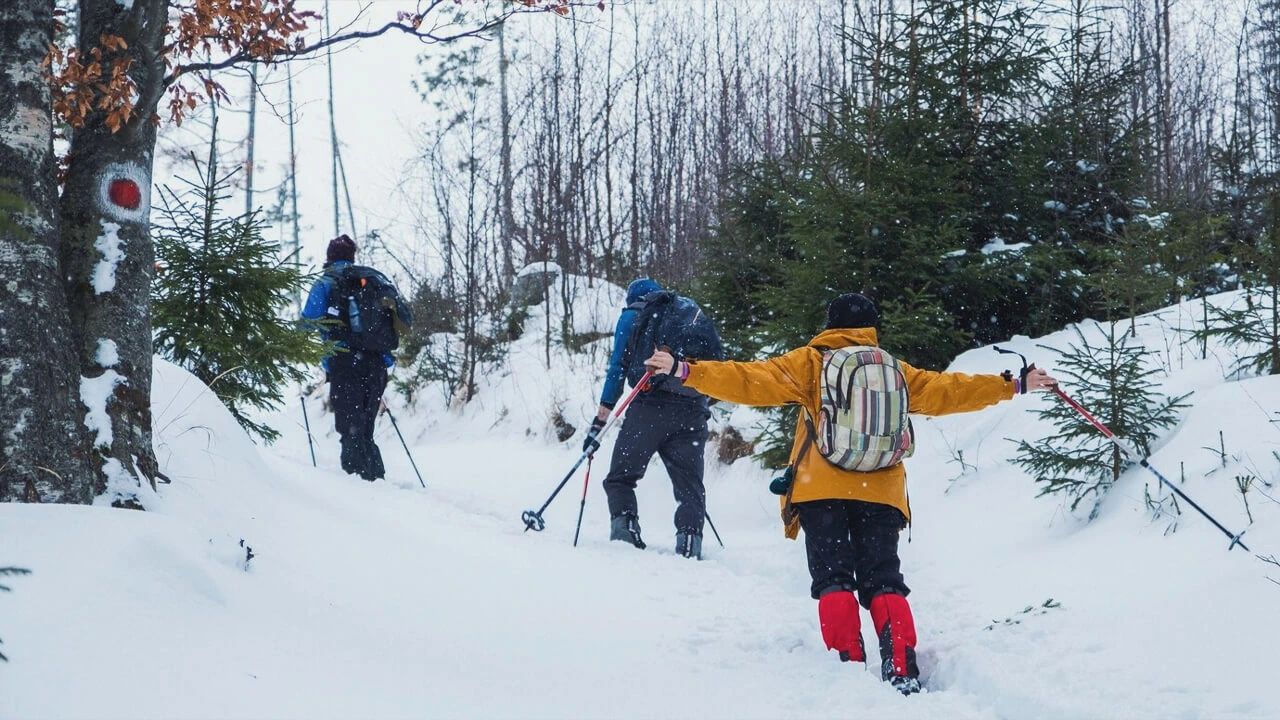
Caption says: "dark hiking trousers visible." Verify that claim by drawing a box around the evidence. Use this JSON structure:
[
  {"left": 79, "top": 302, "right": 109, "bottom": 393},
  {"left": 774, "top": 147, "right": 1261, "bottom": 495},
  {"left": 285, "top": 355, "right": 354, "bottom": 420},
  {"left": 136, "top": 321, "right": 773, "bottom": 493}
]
[
  {"left": 602, "top": 394, "right": 710, "bottom": 533},
  {"left": 328, "top": 350, "right": 387, "bottom": 481},
  {"left": 795, "top": 498, "right": 910, "bottom": 605}
]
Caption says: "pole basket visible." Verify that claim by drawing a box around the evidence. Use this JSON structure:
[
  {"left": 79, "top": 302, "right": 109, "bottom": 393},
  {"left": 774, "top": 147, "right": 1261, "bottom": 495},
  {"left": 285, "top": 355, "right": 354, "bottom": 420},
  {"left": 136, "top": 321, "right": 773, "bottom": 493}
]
[{"left": 522, "top": 510, "right": 546, "bottom": 532}]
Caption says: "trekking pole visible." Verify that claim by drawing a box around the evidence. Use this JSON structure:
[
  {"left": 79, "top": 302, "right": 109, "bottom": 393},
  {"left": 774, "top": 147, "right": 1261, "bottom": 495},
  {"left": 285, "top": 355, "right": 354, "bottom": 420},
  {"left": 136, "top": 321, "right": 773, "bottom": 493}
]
[
  {"left": 704, "top": 510, "right": 725, "bottom": 548},
  {"left": 994, "top": 346, "right": 1249, "bottom": 552},
  {"left": 572, "top": 457, "right": 594, "bottom": 547},
  {"left": 523, "top": 371, "right": 653, "bottom": 533},
  {"left": 382, "top": 402, "right": 426, "bottom": 489},
  {"left": 300, "top": 396, "right": 317, "bottom": 468}
]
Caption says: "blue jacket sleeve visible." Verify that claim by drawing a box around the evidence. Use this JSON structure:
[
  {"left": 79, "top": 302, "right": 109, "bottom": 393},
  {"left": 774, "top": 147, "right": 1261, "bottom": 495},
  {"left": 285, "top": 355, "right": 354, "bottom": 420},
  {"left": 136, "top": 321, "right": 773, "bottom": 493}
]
[
  {"left": 301, "top": 275, "right": 335, "bottom": 373},
  {"left": 301, "top": 277, "right": 332, "bottom": 323},
  {"left": 599, "top": 309, "right": 636, "bottom": 408}
]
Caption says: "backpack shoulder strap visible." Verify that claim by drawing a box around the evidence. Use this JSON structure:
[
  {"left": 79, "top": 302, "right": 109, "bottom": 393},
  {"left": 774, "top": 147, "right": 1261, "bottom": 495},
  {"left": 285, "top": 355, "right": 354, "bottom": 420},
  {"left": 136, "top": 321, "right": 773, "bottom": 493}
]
[
  {"left": 619, "top": 304, "right": 649, "bottom": 375},
  {"left": 781, "top": 412, "right": 817, "bottom": 528}
]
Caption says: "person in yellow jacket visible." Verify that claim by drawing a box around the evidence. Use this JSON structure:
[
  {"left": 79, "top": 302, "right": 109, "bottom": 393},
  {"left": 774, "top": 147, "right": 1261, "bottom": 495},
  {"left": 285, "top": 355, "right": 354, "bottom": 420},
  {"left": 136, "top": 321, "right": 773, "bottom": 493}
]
[{"left": 644, "top": 292, "right": 1056, "bottom": 695}]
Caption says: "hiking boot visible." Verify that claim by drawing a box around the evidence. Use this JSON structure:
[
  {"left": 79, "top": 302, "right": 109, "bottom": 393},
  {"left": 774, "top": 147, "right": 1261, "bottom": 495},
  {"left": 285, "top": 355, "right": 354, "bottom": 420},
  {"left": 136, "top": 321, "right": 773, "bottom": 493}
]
[
  {"left": 675, "top": 528, "right": 702, "bottom": 560},
  {"left": 889, "top": 675, "right": 921, "bottom": 695},
  {"left": 870, "top": 593, "right": 920, "bottom": 694},
  {"left": 609, "top": 513, "right": 646, "bottom": 549},
  {"left": 818, "top": 590, "right": 865, "bottom": 663}
]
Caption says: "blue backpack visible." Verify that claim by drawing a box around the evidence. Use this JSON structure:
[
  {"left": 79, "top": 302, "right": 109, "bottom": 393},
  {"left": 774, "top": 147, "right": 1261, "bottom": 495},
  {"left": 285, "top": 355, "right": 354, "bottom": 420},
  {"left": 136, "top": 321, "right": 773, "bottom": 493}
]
[{"left": 622, "top": 291, "right": 725, "bottom": 394}]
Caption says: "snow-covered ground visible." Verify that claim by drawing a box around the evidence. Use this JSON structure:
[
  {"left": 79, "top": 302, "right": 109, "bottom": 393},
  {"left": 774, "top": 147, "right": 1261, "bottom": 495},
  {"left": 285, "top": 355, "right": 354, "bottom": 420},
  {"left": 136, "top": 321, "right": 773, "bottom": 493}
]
[{"left": 3, "top": 282, "right": 1278, "bottom": 719}]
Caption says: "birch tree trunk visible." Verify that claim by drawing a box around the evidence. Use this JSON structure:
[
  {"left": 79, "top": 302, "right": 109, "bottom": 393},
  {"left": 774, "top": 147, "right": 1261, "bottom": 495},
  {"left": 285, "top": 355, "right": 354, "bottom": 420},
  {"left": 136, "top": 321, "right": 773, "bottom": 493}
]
[
  {"left": 0, "top": 0, "right": 98, "bottom": 503},
  {"left": 58, "top": 0, "right": 169, "bottom": 499},
  {"left": 497, "top": 22, "right": 517, "bottom": 285}
]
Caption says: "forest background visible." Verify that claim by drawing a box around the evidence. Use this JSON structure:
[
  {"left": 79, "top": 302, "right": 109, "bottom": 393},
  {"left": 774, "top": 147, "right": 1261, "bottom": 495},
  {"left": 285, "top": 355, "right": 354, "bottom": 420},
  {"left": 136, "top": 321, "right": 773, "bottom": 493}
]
[
  {"left": 3, "top": 0, "right": 1280, "bottom": 502},
  {"left": 251, "top": 0, "right": 1276, "bottom": 390},
  {"left": 217, "top": 0, "right": 1276, "bottom": 467}
]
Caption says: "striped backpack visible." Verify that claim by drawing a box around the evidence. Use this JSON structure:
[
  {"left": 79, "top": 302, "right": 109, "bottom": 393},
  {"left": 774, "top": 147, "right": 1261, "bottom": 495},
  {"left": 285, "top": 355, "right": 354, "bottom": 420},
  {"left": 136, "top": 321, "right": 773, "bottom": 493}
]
[{"left": 807, "top": 345, "right": 914, "bottom": 472}]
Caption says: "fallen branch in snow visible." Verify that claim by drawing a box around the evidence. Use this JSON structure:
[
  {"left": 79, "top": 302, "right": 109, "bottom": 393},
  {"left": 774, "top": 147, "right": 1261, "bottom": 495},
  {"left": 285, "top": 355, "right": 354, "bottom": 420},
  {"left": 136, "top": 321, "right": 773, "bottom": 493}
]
[
  {"left": 1258, "top": 554, "right": 1280, "bottom": 587},
  {"left": 0, "top": 567, "right": 33, "bottom": 662},
  {"left": 984, "top": 598, "right": 1063, "bottom": 631}
]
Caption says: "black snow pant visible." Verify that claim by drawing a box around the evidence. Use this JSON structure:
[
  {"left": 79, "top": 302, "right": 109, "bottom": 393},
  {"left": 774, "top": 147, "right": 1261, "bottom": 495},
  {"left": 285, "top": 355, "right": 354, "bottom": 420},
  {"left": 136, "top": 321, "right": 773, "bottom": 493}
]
[
  {"left": 328, "top": 350, "right": 387, "bottom": 481},
  {"left": 794, "top": 498, "right": 910, "bottom": 606},
  {"left": 602, "top": 393, "right": 710, "bottom": 534}
]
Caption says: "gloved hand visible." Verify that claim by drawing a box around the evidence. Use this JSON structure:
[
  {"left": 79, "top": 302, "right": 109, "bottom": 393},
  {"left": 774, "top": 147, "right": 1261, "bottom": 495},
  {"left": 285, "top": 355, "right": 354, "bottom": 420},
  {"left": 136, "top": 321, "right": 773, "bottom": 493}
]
[{"left": 582, "top": 416, "right": 608, "bottom": 455}]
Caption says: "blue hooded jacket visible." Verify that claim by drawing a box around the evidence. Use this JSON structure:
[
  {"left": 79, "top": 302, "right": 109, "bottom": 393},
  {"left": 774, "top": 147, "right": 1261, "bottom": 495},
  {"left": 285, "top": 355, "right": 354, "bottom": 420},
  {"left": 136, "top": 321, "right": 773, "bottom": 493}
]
[
  {"left": 598, "top": 278, "right": 661, "bottom": 407},
  {"left": 301, "top": 261, "right": 397, "bottom": 371}
]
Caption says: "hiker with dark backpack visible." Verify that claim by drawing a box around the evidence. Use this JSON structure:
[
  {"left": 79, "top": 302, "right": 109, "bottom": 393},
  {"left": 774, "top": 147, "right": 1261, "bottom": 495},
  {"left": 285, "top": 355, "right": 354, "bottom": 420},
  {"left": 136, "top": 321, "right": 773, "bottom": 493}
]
[
  {"left": 583, "top": 278, "right": 726, "bottom": 559},
  {"left": 301, "top": 234, "right": 412, "bottom": 482},
  {"left": 644, "top": 292, "right": 1056, "bottom": 694}
]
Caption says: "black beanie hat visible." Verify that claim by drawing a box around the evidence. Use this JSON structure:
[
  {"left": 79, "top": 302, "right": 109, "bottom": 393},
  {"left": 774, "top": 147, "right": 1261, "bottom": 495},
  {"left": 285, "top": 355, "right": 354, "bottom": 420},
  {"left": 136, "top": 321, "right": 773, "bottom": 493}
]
[
  {"left": 825, "top": 292, "right": 880, "bottom": 330},
  {"left": 326, "top": 234, "right": 357, "bottom": 265}
]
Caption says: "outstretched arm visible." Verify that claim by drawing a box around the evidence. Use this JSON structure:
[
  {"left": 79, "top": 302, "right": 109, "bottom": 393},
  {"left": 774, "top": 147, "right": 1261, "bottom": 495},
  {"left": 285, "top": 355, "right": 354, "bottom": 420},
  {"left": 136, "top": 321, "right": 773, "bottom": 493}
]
[
  {"left": 645, "top": 348, "right": 814, "bottom": 408},
  {"left": 903, "top": 362, "right": 1058, "bottom": 416}
]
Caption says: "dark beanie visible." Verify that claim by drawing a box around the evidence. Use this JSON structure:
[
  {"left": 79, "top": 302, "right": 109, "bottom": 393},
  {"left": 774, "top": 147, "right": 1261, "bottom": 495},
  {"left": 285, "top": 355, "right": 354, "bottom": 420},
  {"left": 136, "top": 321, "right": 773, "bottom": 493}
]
[
  {"left": 326, "top": 234, "right": 357, "bottom": 265},
  {"left": 825, "top": 292, "right": 880, "bottom": 330}
]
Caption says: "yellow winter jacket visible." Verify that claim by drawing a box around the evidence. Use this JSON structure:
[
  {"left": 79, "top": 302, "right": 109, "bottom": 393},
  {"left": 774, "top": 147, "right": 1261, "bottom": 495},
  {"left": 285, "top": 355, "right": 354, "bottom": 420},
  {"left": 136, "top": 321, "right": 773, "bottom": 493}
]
[{"left": 682, "top": 327, "right": 1015, "bottom": 538}]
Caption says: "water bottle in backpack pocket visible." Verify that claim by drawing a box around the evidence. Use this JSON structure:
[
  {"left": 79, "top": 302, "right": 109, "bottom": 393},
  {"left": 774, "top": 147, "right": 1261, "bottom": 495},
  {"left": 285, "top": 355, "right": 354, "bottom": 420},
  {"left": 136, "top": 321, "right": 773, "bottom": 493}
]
[{"left": 347, "top": 295, "right": 363, "bottom": 333}]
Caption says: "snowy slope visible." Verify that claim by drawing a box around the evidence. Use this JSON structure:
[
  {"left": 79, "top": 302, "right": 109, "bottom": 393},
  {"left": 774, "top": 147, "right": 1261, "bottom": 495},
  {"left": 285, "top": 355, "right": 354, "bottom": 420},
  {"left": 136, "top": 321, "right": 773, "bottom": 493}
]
[{"left": 2, "top": 284, "right": 1278, "bottom": 720}]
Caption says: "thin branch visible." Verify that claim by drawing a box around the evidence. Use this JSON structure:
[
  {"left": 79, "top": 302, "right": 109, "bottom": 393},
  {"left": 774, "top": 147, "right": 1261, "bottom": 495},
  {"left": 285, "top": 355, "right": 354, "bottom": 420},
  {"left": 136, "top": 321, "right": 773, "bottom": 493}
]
[{"left": 165, "top": 15, "right": 515, "bottom": 89}]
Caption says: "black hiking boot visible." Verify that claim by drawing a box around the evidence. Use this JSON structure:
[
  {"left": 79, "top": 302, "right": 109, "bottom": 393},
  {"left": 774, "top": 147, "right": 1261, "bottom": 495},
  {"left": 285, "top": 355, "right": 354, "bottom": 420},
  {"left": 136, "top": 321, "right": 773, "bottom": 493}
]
[
  {"left": 889, "top": 675, "right": 921, "bottom": 696},
  {"left": 609, "top": 513, "right": 646, "bottom": 549},
  {"left": 675, "top": 527, "right": 702, "bottom": 560}
]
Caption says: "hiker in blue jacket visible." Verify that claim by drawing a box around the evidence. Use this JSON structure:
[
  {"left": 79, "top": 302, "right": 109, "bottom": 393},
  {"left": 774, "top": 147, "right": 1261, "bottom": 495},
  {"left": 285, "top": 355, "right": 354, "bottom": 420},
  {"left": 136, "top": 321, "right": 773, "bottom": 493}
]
[
  {"left": 583, "top": 278, "right": 719, "bottom": 559},
  {"left": 301, "top": 234, "right": 406, "bottom": 482}
]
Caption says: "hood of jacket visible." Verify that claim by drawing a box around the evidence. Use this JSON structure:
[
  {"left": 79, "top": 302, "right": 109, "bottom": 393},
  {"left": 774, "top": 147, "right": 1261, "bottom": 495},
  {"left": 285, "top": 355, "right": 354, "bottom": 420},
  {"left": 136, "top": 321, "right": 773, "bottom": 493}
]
[
  {"left": 806, "top": 326, "right": 880, "bottom": 350},
  {"left": 626, "top": 278, "right": 662, "bottom": 304}
]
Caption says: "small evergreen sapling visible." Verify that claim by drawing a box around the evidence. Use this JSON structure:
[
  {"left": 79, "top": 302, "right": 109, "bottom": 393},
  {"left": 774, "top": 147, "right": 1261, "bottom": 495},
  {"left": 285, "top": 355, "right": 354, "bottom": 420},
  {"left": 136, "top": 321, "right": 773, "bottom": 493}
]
[
  {"left": 152, "top": 131, "right": 326, "bottom": 442},
  {"left": 1192, "top": 211, "right": 1280, "bottom": 376},
  {"left": 1013, "top": 322, "right": 1189, "bottom": 514},
  {"left": 1192, "top": 288, "right": 1280, "bottom": 377}
]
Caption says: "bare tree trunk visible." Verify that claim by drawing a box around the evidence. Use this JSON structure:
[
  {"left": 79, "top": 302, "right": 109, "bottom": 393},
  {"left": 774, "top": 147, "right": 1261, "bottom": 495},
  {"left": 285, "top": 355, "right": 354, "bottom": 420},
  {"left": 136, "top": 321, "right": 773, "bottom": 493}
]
[
  {"left": 498, "top": 22, "right": 516, "bottom": 284},
  {"left": 601, "top": 4, "right": 618, "bottom": 281},
  {"left": 325, "top": 0, "right": 340, "bottom": 236},
  {"left": 629, "top": 6, "right": 643, "bottom": 271},
  {"left": 287, "top": 62, "right": 301, "bottom": 312},
  {"left": 0, "top": 0, "right": 98, "bottom": 503},
  {"left": 59, "top": 0, "right": 171, "bottom": 499},
  {"left": 244, "top": 66, "right": 257, "bottom": 216},
  {"left": 1154, "top": 0, "right": 1172, "bottom": 202}
]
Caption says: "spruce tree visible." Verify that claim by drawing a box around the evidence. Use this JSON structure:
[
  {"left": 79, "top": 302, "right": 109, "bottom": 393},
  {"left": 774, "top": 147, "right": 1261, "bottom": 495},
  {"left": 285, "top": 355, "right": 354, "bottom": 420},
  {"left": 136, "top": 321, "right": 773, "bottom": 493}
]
[
  {"left": 152, "top": 133, "right": 326, "bottom": 443},
  {"left": 699, "top": 160, "right": 805, "bottom": 360},
  {"left": 1028, "top": 0, "right": 1148, "bottom": 336},
  {"left": 1192, "top": 244, "right": 1280, "bottom": 377},
  {"left": 1196, "top": 0, "right": 1280, "bottom": 376},
  {"left": 1013, "top": 323, "right": 1188, "bottom": 514},
  {"left": 701, "top": 0, "right": 1059, "bottom": 368},
  {"left": 698, "top": 0, "right": 1055, "bottom": 466},
  {"left": 1087, "top": 219, "right": 1178, "bottom": 337}
]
